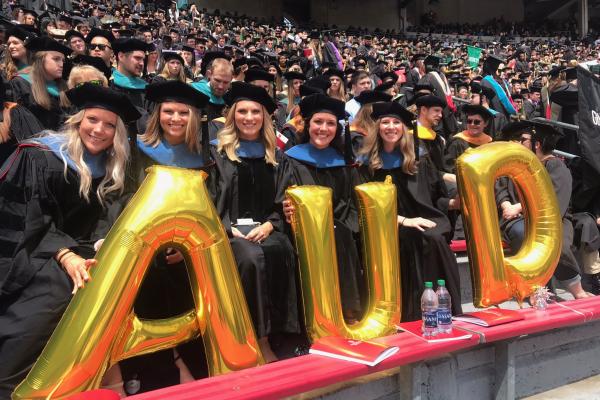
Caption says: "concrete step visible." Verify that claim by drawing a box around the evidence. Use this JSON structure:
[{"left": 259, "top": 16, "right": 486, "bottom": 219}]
[{"left": 521, "top": 374, "right": 600, "bottom": 400}]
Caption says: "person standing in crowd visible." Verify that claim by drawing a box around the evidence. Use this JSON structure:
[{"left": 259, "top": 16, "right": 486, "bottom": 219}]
[
  {"left": 418, "top": 55, "right": 458, "bottom": 137},
  {"left": 481, "top": 55, "right": 518, "bottom": 120},
  {"left": 357, "top": 101, "right": 462, "bottom": 321},
  {"left": 0, "top": 83, "right": 140, "bottom": 398}
]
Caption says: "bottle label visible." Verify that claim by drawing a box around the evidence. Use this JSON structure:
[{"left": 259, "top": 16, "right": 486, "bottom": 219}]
[
  {"left": 437, "top": 309, "right": 452, "bottom": 325},
  {"left": 423, "top": 311, "right": 437, "bottom": 328}
]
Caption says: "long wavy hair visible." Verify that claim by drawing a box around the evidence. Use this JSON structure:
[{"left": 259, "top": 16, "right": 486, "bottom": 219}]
[
  {"left": 217, "top": 102, "right": 278, "bottom": 166},
  {"left": 351, "top": 104, "right": 376, "bottom": 135},
  {"left": 285, "top": 79, "right": 301, "bottom": 114},
  {"left": 39, "top": 109, "right": 129, "bottom": 205},
  {"left": 30, "top": 51, "right": 67, "bottom": 110},
  {"left": 1, "top": 41, "right": 29, "bottom": 81},
  {"left": 139, "top": 103, "right": 201, "bottom": 153},
  {"left": 328, "top": 77, "right": 347, "bottom": 101},
  {"left": 359, "top": 117, "right": 417, "bottom": 175}
]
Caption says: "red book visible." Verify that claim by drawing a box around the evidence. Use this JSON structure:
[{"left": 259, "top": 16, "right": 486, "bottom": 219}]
[
  {"left": 396, "top": 321, "right": 473, "bottom": 343},
  {"left": 309, "top": 336, "right": 399, "bottom": 366},
  {"left": 452, "top": 308, "right": 525, "bottom": 327}
]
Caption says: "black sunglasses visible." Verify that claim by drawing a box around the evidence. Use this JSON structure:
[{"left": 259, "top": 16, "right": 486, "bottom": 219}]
[
  {"left": 466, "top": 118, "right": 483, "bottom": 126},
  {"left": 89, "top": 43, "right": 111, "bottom": 51}
]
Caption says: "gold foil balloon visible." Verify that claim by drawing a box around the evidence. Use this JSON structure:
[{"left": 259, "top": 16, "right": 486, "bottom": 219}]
[
  {"left": 286, "top": 178, "right": 401, "bottom": 341},
  {"left": 13, "top": 166, "right": 262, "bottom": 400},
  {"left": 456, "top": 142, "right": 562, "bottom": 307}
]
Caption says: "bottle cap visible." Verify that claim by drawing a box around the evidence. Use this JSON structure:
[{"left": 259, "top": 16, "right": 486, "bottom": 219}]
[
  {"left": 425, "top": 281, "right": 433, "bottom": 288},
  {"left": 437, "top": 279, "right": 445, "bottom": 286}
]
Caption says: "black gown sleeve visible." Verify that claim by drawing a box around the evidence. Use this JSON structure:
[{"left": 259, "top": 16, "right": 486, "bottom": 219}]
[
  {"left": 0, "top": 147, "right": 78, "bottom": 295},
  {"left": 443, "top": 137, "right": 469, "bottom": 174},
  {"left": 545, "top": 158, "right": 573, "bottom": 218}
]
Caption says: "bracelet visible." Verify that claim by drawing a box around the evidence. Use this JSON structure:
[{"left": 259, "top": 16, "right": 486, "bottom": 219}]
[
  {"left": 59, "top": 252, "right": 77, "bottom": 266},
  {"left": 399, "top": 217, "right": 406, "bottom": 226},
  {"left": 55, "top": 248, "right": 71, "bottom": 263}
]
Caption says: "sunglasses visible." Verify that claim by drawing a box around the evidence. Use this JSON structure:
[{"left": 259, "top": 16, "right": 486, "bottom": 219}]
[
  {"left": 89, "top": 43, "right": 111, "bottom": 51},
  {"left": 75, "top": 79, "right": 104, "bottom": 88},
  {"left": 467, "top": 118, "right": 483, "bottom": 126}
]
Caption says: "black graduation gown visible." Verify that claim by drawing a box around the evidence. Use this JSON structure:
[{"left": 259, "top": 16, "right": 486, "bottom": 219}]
[
  {"left": 357, "top": 163, "right": 462, "bottom": 321},
  {"left": 443, "top": 136, "right": 474, "bottom": 174},
  {"left": 109, "top": 80, "right": 146, "bottom": 110},
  {"left": 9, "top": 77, "right": 64, "bottom": 130},
  {"left": 118, "top": 144, "right": 219, "bottom": 394},
  {"left": 214, "top": 150, "right": 299, "bottom": 337},
  {"left": 279, "top": 156, "right": 363, "bottom": 319},
  {"left": 496, "top": 158, "right": 580, "bottom": 283},
  {"left": 0, "top": 104, "right": 45, "bottom": 165},
  {"left": 0, "top": 145, "right": 104, "bottom": 397}
]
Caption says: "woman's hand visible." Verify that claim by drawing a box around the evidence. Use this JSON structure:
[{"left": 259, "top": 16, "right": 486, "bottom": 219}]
[
  {"left": 165, "top": 248, "right": 184, "bottom": 265},
  {"left": 400, "top": 216, "right": 437, "bottom": 232},
  {"left": 502, "top": 202, "right": 522, "bottom": 220},
  {"left": 283, "top": 199, "right": 295, "bottom": 223},
  {"left": 245, "top": 222, "right": 273, "bottom": 244},
  {"left": 61, "top": 253, "right": 97, "bottom": 294},
  {"left": 448, "top": 196, "right": 461, "bottom": 210},
  {"left": 232, "top": 226, "right": 245, "bottom": 238}
]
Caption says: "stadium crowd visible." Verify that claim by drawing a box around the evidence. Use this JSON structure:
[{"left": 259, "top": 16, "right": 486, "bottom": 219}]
[{"left": 0, "top": 0, "right": 600, "bottom": 397}]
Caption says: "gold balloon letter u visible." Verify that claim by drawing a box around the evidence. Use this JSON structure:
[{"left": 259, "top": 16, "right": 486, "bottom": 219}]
[
  {"left": 456, "top": 142, "right": 562, "bottom": 307},
  {"left": 286, "top": 178, "right": 401, "bottom": 341},
  {"left": 13, "top": 166, "right": 262, "bottom": 399}
]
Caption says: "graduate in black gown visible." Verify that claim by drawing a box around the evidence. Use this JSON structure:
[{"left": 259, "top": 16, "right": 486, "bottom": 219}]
[
  {"left": 443, "top": 105, "right": 493, "bottom": 174},
  {"left": 9, "top": 36, "right": 70, "bottom": 130},
  {"left": 213, "top": 82, "right": 299, "bottom": 362},
  {"left": 109, "top": 38, "right": 150, "bottom": 110},
  {"left": 116, "top": 80, "right": 213, "bottom": 395},
  {"left": 356, "top": 102, "right": 462, "bottom": 321},
  {"left": 0, "top": 77, "right": 45, "bottom": 164},
  {"left": 0, "top": 84, "right": 140, "bottom": 398},
  {"left": 496, "top": 121, "right": 593, "bottom": 300},
  {"left": 281, "top": 93, "right": 364, "bottom": 322}
]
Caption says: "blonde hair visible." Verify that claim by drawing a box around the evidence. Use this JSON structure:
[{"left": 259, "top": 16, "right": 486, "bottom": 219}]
[
  {"left": 159, "top": 59, "right": 186, "bottom": 82},
  {"left": 30, "top": 51, "right": 67, "bottom": 110},
  {"left": 352, "top": 104, "right": 376, "bottom": 135},
  {"left": 286, "top": 80, "right": 301, "bottom": 114},
  {"left": 359, "top": 117, "right": 417, "bottom": 175},
  {"left": 40, "top": 109, "right": 129, "bottom": 204},
  {"left": 60, "top": 65, "right": 109, "bottom": 107},
  {"left": 1, "top": 44, "right": 27, "bottom": 80},
  {"left": 0, "top": 102, "right": 18, "bottom": 143},
  {"left": 139, "top": 103, "right": 201, "bottom": 153},
  {"left": 217, "top": 102, "right": 278, "bottom": 166},
  {"left": 328, "top": 78, "right": 347, "bottom": 102}
]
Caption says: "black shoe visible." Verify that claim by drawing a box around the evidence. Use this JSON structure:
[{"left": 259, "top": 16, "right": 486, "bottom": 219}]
[{"left": 588, "top": 273, "right": 600, "bottom": 295}]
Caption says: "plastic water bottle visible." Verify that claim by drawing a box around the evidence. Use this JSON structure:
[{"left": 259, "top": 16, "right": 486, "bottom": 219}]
[
  {"left": 421, "top": 281, "right": 438, "bottom": 337},
  {"left": 436, "top": 279, "right": 453, "bottom": 334}
]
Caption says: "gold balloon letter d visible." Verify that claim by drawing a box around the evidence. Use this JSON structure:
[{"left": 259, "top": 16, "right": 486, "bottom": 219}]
[
  {"left": 457, "top": 142, "right": 562, "bottom": 307},
  {"left": 13, "top": 166, "right": 262, "bottom": 399}
]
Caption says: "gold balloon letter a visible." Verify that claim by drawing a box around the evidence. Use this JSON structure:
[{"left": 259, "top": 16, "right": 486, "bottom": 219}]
[
  {"left": 13, "top": 166, "right": 262, "bottom": 399},
  {"left": 286, "top": 178, "right": 401, "bottom": 341},
  {"left": 456, "top": 142, "right": 562, "bottom": 307}
]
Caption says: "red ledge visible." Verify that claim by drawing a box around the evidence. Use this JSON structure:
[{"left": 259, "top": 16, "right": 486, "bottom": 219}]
[
  {"left": 87, "top": 297, "right": 600, "bottom": 400},
  {"left": 129, "top": 332, "right": 479, "bottom": 400},
  {"left": 453, "top": 296, "right": 600, "bottom": 343}
]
